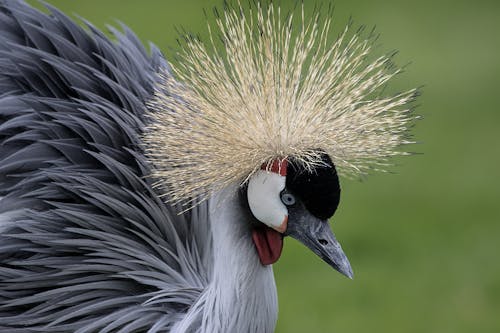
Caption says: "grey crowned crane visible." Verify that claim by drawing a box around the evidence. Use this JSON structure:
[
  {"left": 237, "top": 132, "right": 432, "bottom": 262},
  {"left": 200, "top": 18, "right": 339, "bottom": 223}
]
[{"left": 0, "top": 1, "right": 417, "bottom": 332}]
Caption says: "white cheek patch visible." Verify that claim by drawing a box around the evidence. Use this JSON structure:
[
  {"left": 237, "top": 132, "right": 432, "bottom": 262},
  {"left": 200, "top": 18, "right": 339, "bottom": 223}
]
[{"left": 247, "top": 169, "right": 288, "bottom": 232}]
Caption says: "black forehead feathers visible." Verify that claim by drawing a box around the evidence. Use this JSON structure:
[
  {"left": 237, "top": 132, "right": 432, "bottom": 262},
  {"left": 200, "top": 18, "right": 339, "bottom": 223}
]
[{"left": 286, "top": 154, "right": 341, "bottom": 220}]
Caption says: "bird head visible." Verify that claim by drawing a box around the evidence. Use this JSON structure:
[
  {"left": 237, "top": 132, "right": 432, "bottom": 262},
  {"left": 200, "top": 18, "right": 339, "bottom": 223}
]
[
  {"left": 143, "top": 3, "right": 416, "bottom": 278},
  {"left": 246, "top": 154, "right": 352, "bottom": 278}
]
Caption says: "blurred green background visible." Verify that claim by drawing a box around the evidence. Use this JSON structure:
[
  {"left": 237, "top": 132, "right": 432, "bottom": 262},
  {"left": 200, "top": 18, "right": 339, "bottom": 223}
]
[{"left": 31, "top": 1, "right": 500, "bottom": 332}]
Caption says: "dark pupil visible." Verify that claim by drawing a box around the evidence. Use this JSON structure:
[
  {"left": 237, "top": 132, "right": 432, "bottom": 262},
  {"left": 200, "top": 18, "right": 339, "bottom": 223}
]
[{"left": 281, "top": 193, "right": 295, "bottom": 205}]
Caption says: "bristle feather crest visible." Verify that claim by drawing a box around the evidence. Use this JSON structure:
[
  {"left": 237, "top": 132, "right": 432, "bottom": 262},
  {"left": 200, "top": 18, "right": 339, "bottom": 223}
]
[{"left": 143, "top": 2, "right": 416, "bottom": 205}]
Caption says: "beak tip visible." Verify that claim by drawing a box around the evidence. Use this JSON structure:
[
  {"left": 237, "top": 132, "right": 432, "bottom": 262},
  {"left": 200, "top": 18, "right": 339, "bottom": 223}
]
[{"left": 337, "top": 262, "right": 354, "bottom": 279}]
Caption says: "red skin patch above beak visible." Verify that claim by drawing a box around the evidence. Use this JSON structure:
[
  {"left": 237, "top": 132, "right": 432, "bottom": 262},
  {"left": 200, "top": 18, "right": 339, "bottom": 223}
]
[{"left": 262, "top": 158, "right": 287, "bottom": 176}]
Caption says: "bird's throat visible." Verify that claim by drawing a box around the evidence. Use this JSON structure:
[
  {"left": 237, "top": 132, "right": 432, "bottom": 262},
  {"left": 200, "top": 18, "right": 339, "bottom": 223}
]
[{"left": 252, "top": 226, "right": 283, "bottom": 265}]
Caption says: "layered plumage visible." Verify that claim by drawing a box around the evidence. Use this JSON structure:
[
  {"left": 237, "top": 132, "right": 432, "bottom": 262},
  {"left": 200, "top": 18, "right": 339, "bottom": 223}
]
[
  {"left": 0, "top": 1, "right": 213, "bottom": 331},
  {"left": 0, "top": 1, "right": 416, "bottom": 332}
]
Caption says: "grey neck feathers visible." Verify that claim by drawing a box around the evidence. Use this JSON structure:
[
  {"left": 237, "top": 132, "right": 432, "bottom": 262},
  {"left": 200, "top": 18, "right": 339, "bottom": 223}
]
[{"left": 173, "top": 185, "right": 278, "bottom": 333}]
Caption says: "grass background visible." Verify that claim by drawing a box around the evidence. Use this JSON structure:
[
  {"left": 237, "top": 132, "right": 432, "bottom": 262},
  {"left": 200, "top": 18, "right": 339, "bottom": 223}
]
[{"left": 30, "top": 1, "right": 500, "bottom": 332}]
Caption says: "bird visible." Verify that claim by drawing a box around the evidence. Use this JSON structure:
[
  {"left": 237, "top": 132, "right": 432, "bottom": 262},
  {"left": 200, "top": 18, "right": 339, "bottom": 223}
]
[{"left": 0, "top": 1, "right": 417, "bottom": 332}]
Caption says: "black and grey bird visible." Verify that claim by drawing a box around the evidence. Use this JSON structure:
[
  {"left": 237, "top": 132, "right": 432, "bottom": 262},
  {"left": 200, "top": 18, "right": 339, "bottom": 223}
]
[{"left": 0, "top": 1, "right": 416, "bottom": 332}]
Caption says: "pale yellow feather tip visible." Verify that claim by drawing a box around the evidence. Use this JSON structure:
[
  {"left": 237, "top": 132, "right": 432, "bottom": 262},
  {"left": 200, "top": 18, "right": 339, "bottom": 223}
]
[{"left": 143, "top": 2, "right": 418, "bottom": 205}]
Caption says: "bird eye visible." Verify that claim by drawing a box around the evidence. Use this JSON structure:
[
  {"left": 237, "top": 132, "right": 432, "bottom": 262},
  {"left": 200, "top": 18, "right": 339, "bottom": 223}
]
[{"left": 280, "top": 191, "right": 296, "bottom": 206}]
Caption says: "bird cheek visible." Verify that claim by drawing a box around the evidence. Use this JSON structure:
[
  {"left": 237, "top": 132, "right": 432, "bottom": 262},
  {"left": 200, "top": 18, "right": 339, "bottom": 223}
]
[{"left": 247, "top": 170, "right": 288, "bottom": 232}]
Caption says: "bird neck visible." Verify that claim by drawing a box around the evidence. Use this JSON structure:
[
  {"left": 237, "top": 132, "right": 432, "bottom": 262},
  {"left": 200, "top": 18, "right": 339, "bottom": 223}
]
[{"left": 175, "top": 185, "right": 278, "bottom": 333}]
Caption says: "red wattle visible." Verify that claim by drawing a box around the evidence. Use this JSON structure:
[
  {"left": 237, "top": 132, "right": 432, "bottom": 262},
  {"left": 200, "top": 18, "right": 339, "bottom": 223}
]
[{"left": 252, "top": 226, "right": 283, "bottom": 265}]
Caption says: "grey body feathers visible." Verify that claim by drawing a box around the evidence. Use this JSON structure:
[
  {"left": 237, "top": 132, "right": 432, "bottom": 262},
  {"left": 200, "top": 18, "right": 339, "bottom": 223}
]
[{"left": 0, "top": 1, "right": 277, "bottom": 332}]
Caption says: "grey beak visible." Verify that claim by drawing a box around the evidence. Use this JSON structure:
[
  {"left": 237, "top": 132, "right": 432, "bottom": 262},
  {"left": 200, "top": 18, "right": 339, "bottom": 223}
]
[{"left": 285, "top": 206, "right": 353, "bottom": 279}]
